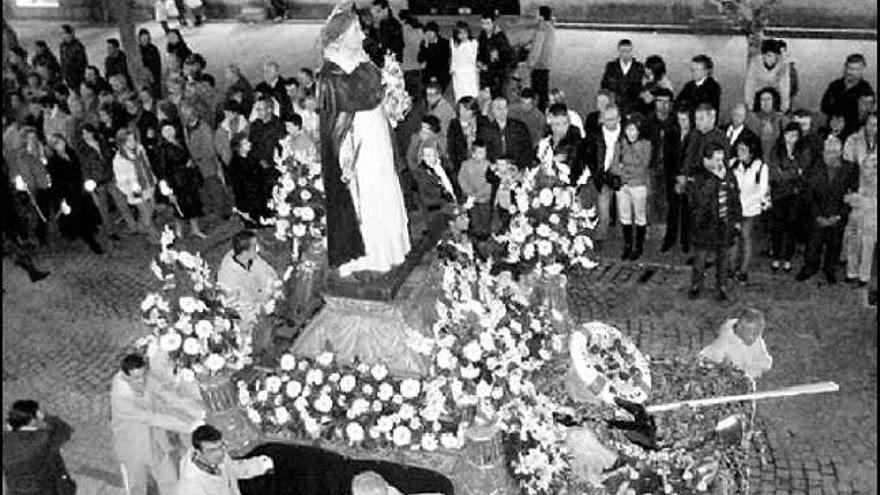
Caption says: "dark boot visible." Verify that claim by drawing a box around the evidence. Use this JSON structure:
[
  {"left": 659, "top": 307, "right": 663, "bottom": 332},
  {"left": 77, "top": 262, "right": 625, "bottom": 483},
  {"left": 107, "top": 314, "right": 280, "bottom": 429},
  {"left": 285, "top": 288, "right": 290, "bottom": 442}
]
[
  {"left": 15, "top": 254, "right": 50, "bottom": 282},
  {"left": 621, "top": 225, "right": 633, "bottom": 260},
  {"left": 630, "top": 225, "right": 646, "bottom": 261}
]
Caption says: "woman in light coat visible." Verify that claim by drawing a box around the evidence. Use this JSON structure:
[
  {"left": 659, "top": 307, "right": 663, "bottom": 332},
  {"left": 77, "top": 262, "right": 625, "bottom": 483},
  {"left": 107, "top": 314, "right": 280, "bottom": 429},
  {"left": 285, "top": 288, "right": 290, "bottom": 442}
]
[{"left": 450, "top": 21, "right": 479, "bottom": 101}]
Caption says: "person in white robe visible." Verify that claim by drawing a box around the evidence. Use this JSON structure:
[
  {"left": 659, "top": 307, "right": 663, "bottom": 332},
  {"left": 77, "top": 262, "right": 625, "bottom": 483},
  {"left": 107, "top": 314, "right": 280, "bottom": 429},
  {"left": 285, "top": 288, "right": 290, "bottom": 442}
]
[{"left": 700, "top": 308, "right": 773, "bottom": 379}]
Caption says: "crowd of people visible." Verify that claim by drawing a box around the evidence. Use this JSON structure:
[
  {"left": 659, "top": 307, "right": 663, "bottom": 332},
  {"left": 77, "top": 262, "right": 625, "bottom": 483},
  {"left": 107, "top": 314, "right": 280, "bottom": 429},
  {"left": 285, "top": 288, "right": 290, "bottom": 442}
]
[{"left": 1, "top": 2, "right": 878, "bottom": 494}]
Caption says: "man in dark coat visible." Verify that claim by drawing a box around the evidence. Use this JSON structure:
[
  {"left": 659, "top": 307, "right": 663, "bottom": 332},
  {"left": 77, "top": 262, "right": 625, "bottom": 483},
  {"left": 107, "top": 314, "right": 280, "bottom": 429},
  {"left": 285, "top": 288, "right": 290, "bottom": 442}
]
[
  {"left": 369, "top": 0, "right": 404, "bottom": 65},
  {"left": 2, "top": 400, "right": 73, "bottom": 495},
  {"left": 479, "top": 96, "right": 534, "bottom": 170},
  {"left": 643, "top": 88, "right": 681, "bottom": 236},
  {"left": 417, "top": 21, "right": 451, "bottom": 90},
  {"left": 675, "top": 54, "right": 722, "bottom": 114},
  {"left": 576, "top": 104, "right": 622, "bottom": 245},
  {"left": 59, "top": 25, "right": 87, "bottom": 90},
  {"left": 599, "top": 39, "right": 645, "bottom": 117},
  {"left": 254, "top": 61, "right": 295, "bottom": 123},
  {"left": 820, "top": 53, "right": 875, "bottom": 139},
  {"left": 680, "top": 104, "right": 729, "bottom": 182},
  {"left": 687, "top": 143, "right": 741, "bottom": 301},
  {"left": 546, "top": 102, "right": 582, "bottom": 182},
  {"left": 103, "top": 38, "right": 131, "bottom": 86},
  {"left": 477, "top": 10, "right": 513, "bottom": 98},
  {"left": 795, "top": 140, "right": 859, "bottom": 284},
  {"left": 137, "top": 29, "right": 162, "bottom": 97},
  {"left": 1, "top": 156, "right": 50, "bottom": 282}
]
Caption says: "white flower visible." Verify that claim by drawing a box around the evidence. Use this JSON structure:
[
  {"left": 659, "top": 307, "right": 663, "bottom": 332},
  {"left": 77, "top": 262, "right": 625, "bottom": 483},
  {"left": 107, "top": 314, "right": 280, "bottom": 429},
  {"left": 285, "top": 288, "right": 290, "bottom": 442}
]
[
  {"left": 479, "top": 332, "right": 496, "bottom": 352},
  {"left": 274, "top": 406, "right": 290, "bottom": 424},
  {"left": 400, "top": 379, "right": 420, "bottom": 399},
  {"left": 371, "top": 364, "right": 388, "bottom": 381},
  {"left": 421, "top": 433, "right": 439, "bottom": 451},
  {"left": 292, "top": 223, "right": 307, "bottom": 237},
  {"left": 346, "top": 422, "right": 365, "bottom": 443},
  {"left": 463, "top": 341, "right": 483, "bottom": 362},
  {"left": 298, "top": 205, "right": 315, "bottom": 221},
  {"left": 398, "top": 403, "right": 416, "bottom": 421},
  {"left": 392, "top": 425, "right": 412, "bottom": 446},
  {"left": 182, "top": 337, "right": 202, "bottom": 355},
  {"left": 303, "top": 415, "right": 321, "bottom": 437},
  {"left": 306, "top": 369, "right": 324, "bottom": 385},
  {"left": 372, "top": 400, "right": 383, "bottom": 412},
  {"left": 349, "top": 398, "right": 370, "bottom": 418},
  {"left": 247, "top": 407, "right": 262, "bottom": 424},
  {"left": 179, "top": 368, "right": 196, "bottom": 382},
  {"left": 316, "top": 351, "right": 334, "bottom": 367},
  {"left": 339, "top": 375, "right": 356, "bottom": 393},
  {"left": 377, "top": 382, "right": 394, "bottom": 402},
  {"left": 285, "top": 380, "right": 303, "bottom": 398},
  {"left": 436, "top": 348, "right": 455, "bottom": 369},
  {"left": 548, "top": 213, "right": 560, "bottom": 225},
  {"left": 537, "top": 240, "right": 553, "bottom": 256},
  {"left": 461, "top": 365, "right": 480, "bottom": 380},
  {"left": 194, "top": 320, "right": 213, "bottom": 339},
  {"left": 377, "top": 416, "right": 394, "bottom": 433},
  {"left": 475, "top": 380, "right": 492, "bottom": 398},
  {"left": 179, "top": 296, "right": 200, "bottom": 313},
  {"left": 83, "top": 179, "right": 97, "bottom": 192},
  {"left": 266, "top": 375, "right": 283, "bottom": 394},
  {"left": 159, "top": 332, "right": 182, "bottom": 352},
  {"left": 362, "top": 384, "right": 374, "bottom": 395},
  {"left": 314, "top": 394, "right": 333, "bottom": 413},
  {"left": 440, "top": 432, "right": 461, "bottom": 449},
  {"left": 280, "top": 354, "right": 296, "bottom": 371},
  {"left": 523, "top": 243, "right": 536, "bottom": 260},
  {"left": 536, "top": 224, "right": 552, "bottom": 238},
  {"left": 539, "top": 188, "right": 554, "bottom": 206}
]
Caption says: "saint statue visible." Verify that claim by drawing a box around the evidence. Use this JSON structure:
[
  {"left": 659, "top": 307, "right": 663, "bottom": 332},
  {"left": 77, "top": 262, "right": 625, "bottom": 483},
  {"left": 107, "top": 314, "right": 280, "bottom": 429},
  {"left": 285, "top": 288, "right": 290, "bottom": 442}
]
[{"left": 318, "top": 1, "right": 411, "bottom": 279}]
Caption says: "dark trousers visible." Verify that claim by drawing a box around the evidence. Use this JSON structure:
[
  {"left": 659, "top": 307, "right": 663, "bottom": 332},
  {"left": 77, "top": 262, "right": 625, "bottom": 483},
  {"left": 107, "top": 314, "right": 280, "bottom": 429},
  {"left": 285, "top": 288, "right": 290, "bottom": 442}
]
[
  {"left": 530, "top": 69, "right": 550, "bottom": 112},
  {"left": 404, "top": 70, "right": 423, "bottom": 107},
  {"left": 770, "top": 196, "right": 799, "bottom": 261},
  {"left": 692, "top": 245, "right": 728, "bottom": 291},
  {"left": 802, "top": 223, "right": 845, "bottom": 278},
  {"left": 662, "top": 182, "right": 690, "bottom": 248}
]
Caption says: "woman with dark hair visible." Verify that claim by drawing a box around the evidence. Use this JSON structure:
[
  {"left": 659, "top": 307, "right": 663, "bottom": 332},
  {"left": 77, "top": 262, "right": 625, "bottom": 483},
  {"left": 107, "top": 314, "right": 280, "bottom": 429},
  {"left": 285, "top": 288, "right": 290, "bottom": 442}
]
[
  {"left": 154, "top": 123, "right": 206, "bottom": 238},
  {"left": 612, "top": 115, "right": 652, "bottom": 260},
  {"left": 2, "top": 400, "right": 75, "bottom": 495},
  {"left": 31, "top": 40, "right": 61, "bottom": 83},
  {"left": 730, "top": 134, "right": 770, "bottom": 282},
  {"left": 447, "top": 96, "right": 490, "bottom": 176},
  {"left": 450, "top": 21, "right": 479, "bottom": 101},
  {"left": 165, "top": 29, "right": 191, "bottom": 72},
  {"left": 46, "top": 133, "right": 104, "bottom": 253},
  {"left": 767, "top": 122, "right": 807, "bottom": 272},
  {"left": 228, "top": 135, "right": 262, "bottom": 228},
  {"left": 746, "top": 86, "right": 785, "bottom": 164},
  {"left": 636, "top": 54, "right": 674, "bottom": 117}
]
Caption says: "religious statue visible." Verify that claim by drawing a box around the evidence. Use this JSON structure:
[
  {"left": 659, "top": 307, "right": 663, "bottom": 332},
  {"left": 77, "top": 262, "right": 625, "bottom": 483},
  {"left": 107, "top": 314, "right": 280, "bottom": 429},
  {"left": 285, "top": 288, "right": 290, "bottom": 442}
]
[{"left": 318, "top": 1, "right": 411, "bottom": 280}]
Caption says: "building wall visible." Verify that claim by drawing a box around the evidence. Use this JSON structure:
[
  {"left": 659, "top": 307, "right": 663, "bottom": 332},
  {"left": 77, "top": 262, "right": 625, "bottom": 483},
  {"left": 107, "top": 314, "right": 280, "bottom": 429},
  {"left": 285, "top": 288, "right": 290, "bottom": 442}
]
[{"left": 7, "top": 0, "right": 878, "bottom": 29}]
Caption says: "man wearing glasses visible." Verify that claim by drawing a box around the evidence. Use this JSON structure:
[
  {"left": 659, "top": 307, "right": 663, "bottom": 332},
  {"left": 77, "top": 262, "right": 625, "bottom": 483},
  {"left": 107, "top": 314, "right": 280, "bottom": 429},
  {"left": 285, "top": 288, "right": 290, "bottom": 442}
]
[{"left": 176, "top": 424, "right": 274, "bottom": 494}]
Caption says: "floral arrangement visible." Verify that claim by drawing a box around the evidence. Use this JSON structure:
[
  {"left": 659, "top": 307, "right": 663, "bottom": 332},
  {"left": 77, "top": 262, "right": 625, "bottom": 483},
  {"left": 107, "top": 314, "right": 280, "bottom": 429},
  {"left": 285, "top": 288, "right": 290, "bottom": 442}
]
[
  {"left": 266, "top": 144, "right": 326, "bottom": 261},
  {"left": 569, "top": 322, "right": 652, "bottom": 405},
  {"left": 381, "top": 53, "right": 412, "bottom": 128},
  {"left": 138, "top": 227, "right": 253, "bottom": 381},
  {"left": 239, "top": 351, "right": 463, "bottom": 451},
  {"left": 493, "top": 140, "right": 598, "bottom": 276}
]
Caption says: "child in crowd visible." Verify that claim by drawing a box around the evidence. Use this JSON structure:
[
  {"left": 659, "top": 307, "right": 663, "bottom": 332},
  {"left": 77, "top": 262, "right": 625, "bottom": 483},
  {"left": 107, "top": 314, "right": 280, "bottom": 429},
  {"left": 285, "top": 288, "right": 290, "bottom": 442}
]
[
  {"left": 700, "top": 308, "right": 773, "bottom": 379},
  {"left": 458, "top": 140, "right": 493, "bottom": 240},
  {"left": 612, "top": 116, "right": 652, "bottom": 261},
  {"left": 730, "top": 136, "right": 770, "bottom": 283}
]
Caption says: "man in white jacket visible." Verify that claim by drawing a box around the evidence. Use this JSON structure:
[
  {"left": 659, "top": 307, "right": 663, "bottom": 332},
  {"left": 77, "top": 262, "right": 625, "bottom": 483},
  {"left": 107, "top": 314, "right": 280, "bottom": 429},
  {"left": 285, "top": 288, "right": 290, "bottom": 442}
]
[{"left": 176, "top": 424, "right": 273, "bottom": 495}]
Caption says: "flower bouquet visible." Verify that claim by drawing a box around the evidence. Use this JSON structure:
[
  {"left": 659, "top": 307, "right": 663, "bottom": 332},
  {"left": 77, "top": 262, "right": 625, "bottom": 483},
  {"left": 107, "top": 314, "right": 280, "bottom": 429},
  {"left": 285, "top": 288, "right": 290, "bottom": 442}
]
[
  {"left": 381, "top": 53, "right": 412, "bottom": 128},
  {"left": 568, "top": 322, "right": 652, "bottom": 405},
  {"left": 139, "top": 227, "right": 252, "bottom": 381},
  {"left": 267, "top": 146, "right": 326, "bottom": 260},
  {"left": 240, "top": 351, "right": 463, "bottom": 451}
]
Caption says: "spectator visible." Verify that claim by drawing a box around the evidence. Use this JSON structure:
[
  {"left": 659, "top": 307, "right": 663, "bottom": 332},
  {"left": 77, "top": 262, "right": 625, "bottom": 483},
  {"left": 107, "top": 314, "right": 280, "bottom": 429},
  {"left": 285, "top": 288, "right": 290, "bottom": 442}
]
[
  {"left": 2, "top": 400, "right": 74, "bottom": 495},
  {"left": 579, "top": 104, "right": 622, "bottom": 246},
  {"left": 279, "top": 112, "right": 316, "bottom": 158},
  {"left": 842, "top": 111, "right": 877, "bottom": 285},
  {"left": 675, "top": 54, "right": 721, "bottom": 114},
  {"left": 746, "top": 87, "right": 784, "bottom": 164},
  {"left": 214, "top": 100, "right": 250, "bottom": 173},
  {"left": 166, "top": 29, "right": 192, "bottom": 72},
  {"left": 225, "top": 64, "right": 255, "bottom": 117},
  {"left": 10, "top": 127, "right": 53, "bottom": 246},
  {"left": 255, "top": 61, "right": 294, "bottom": 122},
  {"left": 297, "top": 67, "right": 317, "bottom": 98},
  {"left": 681, "top": 104, "right": 727, "bottom": 181},
  {"left": 76, "top": 122, "right": 136, "bottom": 236},
  {"left": 584, "top": 89, "right": 614, "bottom": 139},
  {"left": 406, "top": 114, "right": 447, "bottom": 180},
  {"left": 418, "top": 21, "right": 451, "bottom": 92},
  {"left": 820, "top": 53, "right": 874, "bottom": 138},
  {"left": 124, "top": 95, "right": 160, "bottom": 162},
  {"left": 724, "top": 103, "right": 759, "bottom": 153},
  {"left": 546, "top": 88, "right": 585, "bottom": 138},
  {"left": 155, "top": 122, "right": 207, "bottom": 239},
  {"left": 370, "top": 0, "right": 404, "bottom": 64},
  {"left": 447, "top": 96, "right": 491, "bottom": 178},
  {"left": 40, "top": 95, "right": 76, "bottom": 146},
  {"left": 248, "top": 97, "right": 286, "bottom": 221},
  {"left": 31, "top": 40, "right": 62, "bottom": 85},
  {"left": 477, "top": 10, "right": 513, "bottom": 98},
  {"left": 138, "top": 29, "right": 162, "bottom": 97},
  {"left": 612, "top": 116, "right": 651, "bottom": 260},
  {"left": 228, "top": 136, "right": 261, "bottom": 226},
  {"left": 635, "top": 55, "right": 674, "bottom": 118},
  {"left": 450, "top": 21, "right": 480, "bottom": 101},
  {"left": 768, "top": 123, "right": 808, "bottom": 273},
  {"left": 47, "top": 133, "right": 105, "bottom": 252},
  {"left": 600, "top": 39, "right": 645, "bottom": 116},
  {"left": 111, "top": 353, "right": 202, "bottom": 495},
  {"left": 412, "top": 144, "right": 457, "bottom": 230},
  {"left": 730, "top": 135, "right": 770, "bottom": 283},
  {"left": 400, "top": 14, "right": 425, "bottom": 102},
  {"left": 104, "top": 38, "right": 131, "bottom": 86},
  {"left": 59, "top": 25, "right": 88, "bottom": 90},
  {"left": 180, "top": 101, "right": 231, "bottom": 221},
  {"left": 459, "top": 139, "right": 493, "bottom": 240},
  {"left": 175, "top": 424, "right": 273, "bottom": 495},
  {"left": 643, "top": 87, "right": 678, "bottom": 230},
  {"left": 269, "top": 0, "right": 289, "bottom": 22},
  {"left": 545, "top": 102, "right": 582, "bottom": 180},
  {"left": 154, "top": 0, "right": 181, "bottom": 33},
  {"left": 526, "top": 6, "right": 556, "bottom": 112},
  {"left": 84, "top": 65, "right": 111, "bottom": 94},
  {"left": 425, "top": 81, "right": 456, "bottom": 142},
  {"left": 796, "top": 123, "right": 858, "bottom": 284},
  {"left": 744, "top": 37, "right": 792, "bottom": 113},
  {"left": 857, "top": 91, "right": 877, "bottom": 129},
  {"left": 112, "top": 127, "right": 159, "bottom": 242},
  {"left": 687, "top": 143, "right": 741, "bottom": 301},
  {"left": 7, "top": 46, "right": 31, "bottom": 87},
  {"left": 509, "top": 87, "right": 546, "bottom": 147},
  {"left": 481, "top": 95, "right": 533, "bottom": 169}
]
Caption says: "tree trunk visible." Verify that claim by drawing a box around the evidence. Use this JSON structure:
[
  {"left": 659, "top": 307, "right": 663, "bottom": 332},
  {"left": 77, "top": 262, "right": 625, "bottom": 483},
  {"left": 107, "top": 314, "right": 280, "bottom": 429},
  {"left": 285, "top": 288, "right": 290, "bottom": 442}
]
[{"left": 108, "top": 0, "right": 147, "bottom": 89}]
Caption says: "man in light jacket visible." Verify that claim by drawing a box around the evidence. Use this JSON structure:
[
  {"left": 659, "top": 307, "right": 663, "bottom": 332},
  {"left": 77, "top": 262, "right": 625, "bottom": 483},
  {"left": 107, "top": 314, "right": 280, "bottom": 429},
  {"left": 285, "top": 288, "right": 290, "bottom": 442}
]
[
  {"left": 176, "top": 424, "right": 273, "bottom": 495},
  {"left": 111, "top": 353, "right": 204, "bottom": 495},
  {"left": 526, "top": 6, "right": 556, "bottom": 112}
]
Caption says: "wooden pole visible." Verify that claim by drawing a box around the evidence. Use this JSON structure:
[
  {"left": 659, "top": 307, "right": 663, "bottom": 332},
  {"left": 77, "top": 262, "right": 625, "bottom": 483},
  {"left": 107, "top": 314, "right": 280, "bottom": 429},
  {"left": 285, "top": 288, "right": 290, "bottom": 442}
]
[
  {"left": 108, "top": 0, "right": 146, "bottom": 89},
  {"left": 645, "top": 381, "right": 839, "bottom": 414}
]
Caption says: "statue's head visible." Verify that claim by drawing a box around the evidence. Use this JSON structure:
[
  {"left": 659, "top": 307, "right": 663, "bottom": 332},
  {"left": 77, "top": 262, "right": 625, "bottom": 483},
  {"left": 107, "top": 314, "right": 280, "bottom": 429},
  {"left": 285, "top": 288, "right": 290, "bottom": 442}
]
[{"left": 321, "top": 2, "right": 364, "bottom": 54}]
